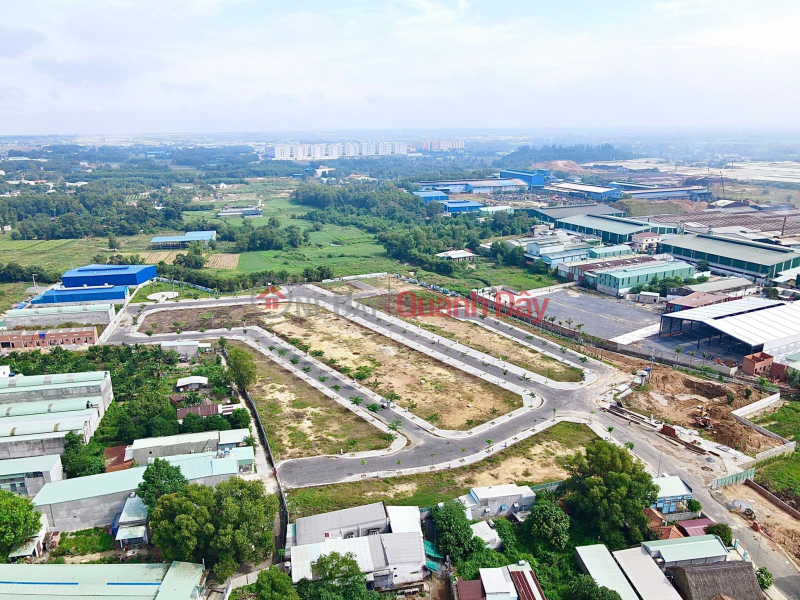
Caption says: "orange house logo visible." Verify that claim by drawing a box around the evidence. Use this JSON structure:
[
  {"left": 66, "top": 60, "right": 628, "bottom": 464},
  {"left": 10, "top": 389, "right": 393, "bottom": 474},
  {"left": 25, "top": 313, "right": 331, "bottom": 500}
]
[{"left": 256, "top": 286, "right": 287, "bottom": 309}]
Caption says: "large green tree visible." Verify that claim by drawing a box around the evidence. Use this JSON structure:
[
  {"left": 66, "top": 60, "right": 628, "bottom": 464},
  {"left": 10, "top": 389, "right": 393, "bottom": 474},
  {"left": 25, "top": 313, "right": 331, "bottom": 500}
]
[
  {"left": 295, "top": 551, "right": 380, "bottom": 600},
  {"left": 255, "top": 567, "right": 298, "bottom": 600},
  {"left": 61, "top": 431, "right": 104, "bottom": 478},
  {"left": 137, "top": 458, "right": 188, "bottom": 509},
  {"left": 563, "top": 440, "right": 658, "bottom": 547},
  {"left": 0, "top": 491, "right": 41, "bottom": 561},
  {"left": 566, "top": 575, "right": 623, "bottom": 600},
  {"left": 226, "top": 347, "right": 257, "bottom": 389},
  {"left": 524, "top": 500, "right": 570, "bottom": 551},
  {"left": 150, "top": 479, "right": 278, "bottom": 581},
  {"left": 431, "top": 499, "right": 482, "bottom": 562}
]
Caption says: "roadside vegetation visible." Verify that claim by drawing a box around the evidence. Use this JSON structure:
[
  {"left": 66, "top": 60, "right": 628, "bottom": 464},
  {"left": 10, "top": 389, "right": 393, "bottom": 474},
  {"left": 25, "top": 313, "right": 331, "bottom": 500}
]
[{"left": 285, "top": 422, "right": 597, "bottom": 517}]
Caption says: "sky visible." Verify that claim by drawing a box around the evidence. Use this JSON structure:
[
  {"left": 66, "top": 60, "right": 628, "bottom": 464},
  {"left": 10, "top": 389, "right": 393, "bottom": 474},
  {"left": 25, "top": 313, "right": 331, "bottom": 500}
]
[{"left": 1, "top": 0, "right": 799, "bottom": 135}]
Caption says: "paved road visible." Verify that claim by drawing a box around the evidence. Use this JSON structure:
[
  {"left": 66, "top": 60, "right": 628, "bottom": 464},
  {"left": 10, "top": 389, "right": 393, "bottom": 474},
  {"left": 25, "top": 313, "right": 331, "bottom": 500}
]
[{"left": 106, "top": 286, "right": 800, "bottom": 597}]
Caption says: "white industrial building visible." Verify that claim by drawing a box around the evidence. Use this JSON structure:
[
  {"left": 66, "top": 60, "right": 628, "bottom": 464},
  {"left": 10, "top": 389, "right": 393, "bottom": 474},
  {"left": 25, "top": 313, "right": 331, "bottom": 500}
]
[
  {"left": 272, "top": 142, "right": 407, "bottom": 160},
  {"left": 612, "top": 547, "right": 682, "bottom": 600},
  {"left": 575, "top": 544, "right": 638, "bottom": 600}
]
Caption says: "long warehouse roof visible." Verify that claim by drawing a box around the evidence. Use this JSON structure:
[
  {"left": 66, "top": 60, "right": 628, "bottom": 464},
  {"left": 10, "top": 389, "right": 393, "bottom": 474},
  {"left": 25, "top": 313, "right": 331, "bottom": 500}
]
[
  {"left": 661, "top": 298, "right": 797, "bottom": 347},
  {"left": 556, "top": 214, "right": 659, "bottom": 235},
  {"left": 575, "top": 545, "right": 638, "bottom": 600},
  {"left": 612, "top": 547, "right": 682, "bottom": 600},
  {"left": 661, "top": 233, "right": 800, "bottom": 267}
]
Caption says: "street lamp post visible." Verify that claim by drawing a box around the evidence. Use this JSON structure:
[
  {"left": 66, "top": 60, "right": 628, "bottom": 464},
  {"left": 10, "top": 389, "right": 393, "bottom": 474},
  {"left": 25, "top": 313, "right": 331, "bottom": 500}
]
[{"left": 31, "top": 273, "right": 38, "bottom": 294}]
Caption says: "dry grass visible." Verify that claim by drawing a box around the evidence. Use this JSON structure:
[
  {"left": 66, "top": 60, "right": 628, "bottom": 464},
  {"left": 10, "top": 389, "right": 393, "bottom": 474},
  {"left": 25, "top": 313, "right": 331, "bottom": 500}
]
[
  {"left": 229, "top": 341, "right": 390, "bottom": 460},
  {"left": 138, "top": 251, "right": 184, "bottom": 265},
  {"left": 267, "top": 303, "right": 523, "bottom": 430},
  {"left": 206, "top": 253, "right": 240, "bottom": 270}
]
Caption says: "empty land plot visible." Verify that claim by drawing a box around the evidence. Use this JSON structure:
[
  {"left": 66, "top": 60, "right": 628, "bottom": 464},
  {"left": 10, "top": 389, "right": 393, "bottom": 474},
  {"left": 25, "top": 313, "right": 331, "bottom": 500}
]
[
  {"left": 140, "top": 304, "right": 265, "bottom": 333},
  {"left": 285, "top": 422, "right": 597, "bottom": 517},
  {"left": 139, "top": 251, "right": 184, "bottom": 265},
  {"left": 229, "top": 341, "right": 389, "bottom": 460},
  {"left": 361, "top": 293, "right": 584, "bottom": 382},
  {"left": 267, "top": 303, "right": 523, "bottom": 430},
  {"left": 206, "top": 253, "right": 241, "bottom": 270}
]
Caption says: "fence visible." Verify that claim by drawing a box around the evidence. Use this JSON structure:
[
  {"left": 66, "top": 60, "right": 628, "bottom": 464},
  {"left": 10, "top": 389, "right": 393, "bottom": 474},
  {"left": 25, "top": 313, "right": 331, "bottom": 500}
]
[
  {"left": 745, "top": 478, "right": 800, "bottom": 521},
  {"left": 529, "top": 480, "right": 564, "bottom": 494},
  {"left": 732, "top": 393, "right": 782, "bottom": 418},
  {"left": 711, "top": 468, "right": 755, "bottom": 489}
]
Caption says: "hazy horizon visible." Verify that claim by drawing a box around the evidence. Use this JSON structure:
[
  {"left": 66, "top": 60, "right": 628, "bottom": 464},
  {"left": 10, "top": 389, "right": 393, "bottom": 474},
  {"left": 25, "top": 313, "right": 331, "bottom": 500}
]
[{"left": 2, "top": 0, "right": 800, "bottom": 136}]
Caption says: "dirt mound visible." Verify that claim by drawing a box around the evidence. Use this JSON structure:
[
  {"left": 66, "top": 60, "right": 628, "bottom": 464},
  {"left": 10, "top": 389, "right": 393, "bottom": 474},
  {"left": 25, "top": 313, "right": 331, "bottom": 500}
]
[
  {"left": 534, "top": 160, "right": 584, "bottom": 173},
  {"left": 647, "top": 371, "right": 728, "bottom": 399}
]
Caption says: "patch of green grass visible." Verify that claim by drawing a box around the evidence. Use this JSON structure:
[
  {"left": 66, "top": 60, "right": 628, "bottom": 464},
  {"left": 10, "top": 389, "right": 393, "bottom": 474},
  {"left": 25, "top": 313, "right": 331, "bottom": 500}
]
[
  {"left": 51, "top": 528, "right": 115, "bottom": 557},
  {"left": 754, "top": 452, "right": 800, "bottom": 501},
  {"left": 129, "top": 280, "right": 220, "bottom": 303},
  {"left": 286, "top": 422, "right": 596, "bottom": 518},
  {"left": 755, "top": 402, "right": 800, "bottom": 440}
]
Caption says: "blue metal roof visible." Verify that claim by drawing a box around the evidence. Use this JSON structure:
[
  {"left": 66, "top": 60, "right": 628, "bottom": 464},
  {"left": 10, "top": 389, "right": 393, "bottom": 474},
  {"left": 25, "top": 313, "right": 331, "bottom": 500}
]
[
  {"left": 413, "top": 191, "right": 448, "bottom": 198},
  {"left": 62, "top": 264, "right": 153, "bottom": 277}
]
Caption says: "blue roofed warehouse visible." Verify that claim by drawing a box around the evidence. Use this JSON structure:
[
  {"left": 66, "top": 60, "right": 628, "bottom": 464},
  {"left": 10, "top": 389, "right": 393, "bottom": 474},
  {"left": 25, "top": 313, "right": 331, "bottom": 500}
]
[
  {"left": 31, "top": 286, "right": 130, "bottom": 305},
  {"left": 61, "top": 264, "right": 156, "bottom": 288}
]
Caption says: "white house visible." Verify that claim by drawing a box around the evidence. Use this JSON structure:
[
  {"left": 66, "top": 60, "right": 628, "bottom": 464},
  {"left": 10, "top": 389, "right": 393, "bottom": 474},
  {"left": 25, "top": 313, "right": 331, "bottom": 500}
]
[
  {"left": 471, "top": 521, "right": 502, "bottom": 550},
  {"left": 457, "top": 484, "right": 536, "bottom": 520},
  {"left": 175, "top": 376, "right": 208, "bottom": 392}
]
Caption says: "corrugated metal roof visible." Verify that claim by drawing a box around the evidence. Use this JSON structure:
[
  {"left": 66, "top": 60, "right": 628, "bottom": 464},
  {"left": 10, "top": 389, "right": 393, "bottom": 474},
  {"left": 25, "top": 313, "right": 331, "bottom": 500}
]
[
  {"left": 599, "top": 261, "right": 693, "bottom": 278},
  {"left": 0, "top": 454, "right": 60, "bottom": 477},
  {"left": 290, "top": 537, "right": 375, "bottom": 583},
  {"left": 642, "top": 535, "right": 729, "bottom": 563},
  {"left": 662, "top": 234, "right": 800, "bottom": 267},
  {"left": 654, "top": 476, "right": 692, "bottom": 498},
  {"left": 150, "top": 231, "right": 216, "bottom": 244},
  {"left": 294, "top": 502, "right": 387, "bottom": 546},
  {"left": 556, "top": 214, "right": 658, "bottom": 235},
  {"left": 0, "top": 396, "right": 103, "bottom": 418},
  {"left": 120, "top": 496, "right": 148, "bottom": 524},
  {"left": 386, "top": 506, "right": 421, "bottom": 535},
  {"left": 479, "top": 567, "right": 509, "bottom": 595},
  {"left": 33, "top": 452, "right": 239, "bottom": 506},
  {"left": 533, "top": 203, "right": 624, "bottom": 219},
  {"left": 575, "top": 545, "right": 638, "bottom": 600},
  {"left": 0, "top": 371, "right": 107, "bottom": 391},
  {"left": 63, "top": 264, "right": 153, "bottom": 276},
  {"left": 116, "top": 525, "right": 147, "bottom": 542},
  {"left": 612, "top": 547, "right": 682, "bottom": 600},
  {"left": 6, "top": 304, "right": 113, "bottom": 316},
  {"left": 660, "top": 298, "right": 800, "bottom": 348},
  {"left": 676, "top": 518, "right": 716, "bottom": 537}
]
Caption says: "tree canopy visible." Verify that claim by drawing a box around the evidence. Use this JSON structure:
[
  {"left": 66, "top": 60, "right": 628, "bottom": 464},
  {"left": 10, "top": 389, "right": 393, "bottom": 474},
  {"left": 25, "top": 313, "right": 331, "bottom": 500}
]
[
  {"left": 61, "top": 431, "right": 104, "bottom": 478},
  {"left": 523, "top": 500, "right": 570, "bottom": 551},
  {"left": 226, "top": 346, "right": 258, "bottom": 389},
  {"left": 431, "top": 499, "right": 483, "bottom": 562},
  {"left": 254, "top": 567, "right": 299, "bottom": 600},
  {"left": 295, "top": 551, "right": 381, "bottom": 600},
  {"left": 150, "top": 478, "right": 278, "bottom": 580},
  {"left": 563, "top": 440, "right": 658, "bottom": 547},
  {"left": 137, "top": 458, "right": 188, "bottom": 509},
  {"left": 0, "top": 491, "right": 41, "bottom": 561}
]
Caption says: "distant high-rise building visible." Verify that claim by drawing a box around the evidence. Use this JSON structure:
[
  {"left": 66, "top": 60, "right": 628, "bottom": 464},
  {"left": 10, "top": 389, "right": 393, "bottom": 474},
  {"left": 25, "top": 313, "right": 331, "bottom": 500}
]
[
  {"left": 420, "top": 140, "right": 465, "bottom": 151},
  {"left": 271, "top": 142, "right": 407, "bottom": 160}
]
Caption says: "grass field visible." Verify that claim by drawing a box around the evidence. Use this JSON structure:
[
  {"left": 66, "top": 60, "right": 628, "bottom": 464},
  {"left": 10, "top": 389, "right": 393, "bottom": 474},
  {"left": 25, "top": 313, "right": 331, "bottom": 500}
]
[
  {"left": 237, "top": 224, "right": 400, "bottom": 276},
  {"left": 129, "top": 280, "right": 219, "bottom": 303},
  {"left": 285, "top": 421, "right": 597, "bottom": 518},
  {"left": 51, "top": 527, "right": 115, "bottom": 557},
  {"left": 754, "top": 452, "right": 800, "bottom": 503},
  {"left": 755, "top": 402, "right": 800, "bottom": 440}
]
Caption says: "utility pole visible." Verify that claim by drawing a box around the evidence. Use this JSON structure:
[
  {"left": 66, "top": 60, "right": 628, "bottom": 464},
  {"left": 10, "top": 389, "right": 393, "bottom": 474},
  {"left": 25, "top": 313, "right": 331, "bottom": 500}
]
[{"left": 31, "top": 273, "right": 38, "bottom": 295}]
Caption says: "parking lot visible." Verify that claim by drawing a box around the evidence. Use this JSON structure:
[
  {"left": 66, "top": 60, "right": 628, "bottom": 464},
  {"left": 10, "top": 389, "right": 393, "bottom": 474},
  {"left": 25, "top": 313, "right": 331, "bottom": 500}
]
[{"left": 539, "top": 288, "right": 660, "bottom": 341}]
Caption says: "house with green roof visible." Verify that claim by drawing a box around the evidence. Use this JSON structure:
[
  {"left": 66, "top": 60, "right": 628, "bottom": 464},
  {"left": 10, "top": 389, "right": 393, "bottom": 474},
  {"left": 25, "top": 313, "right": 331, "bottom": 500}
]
[
  {"left": 0, "top": 561, "right": 205, "bottom": 600},
  {"left": 33, "top": 448, "right": 251, "bottom": 531}
]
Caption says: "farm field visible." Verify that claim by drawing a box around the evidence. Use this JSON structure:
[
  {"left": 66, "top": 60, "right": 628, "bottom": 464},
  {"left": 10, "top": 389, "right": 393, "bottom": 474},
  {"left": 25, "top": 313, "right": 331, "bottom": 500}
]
[
  {"left": 205, "top": 253, "right": 240, "bottom": 270},
  {"left": 229, "top": 341, "right": 391, "bottom": 460},
  {"left": 755, "top": 402, "right": 800, "bottom": 440},
  {"left": 267, "top": 303, "right": 524, "bottom": 430},
  {"left": 285, "top": 422, "right": 597, "bottom": 518},
  {"left": 360, "top": 292, "right": 585, "bottom": 382},
  {"left": 236, "top": 224, "right": 400, "bottom": 276},
  {"left": 754, "top": 452, "right": 800, "bottom": 507}
]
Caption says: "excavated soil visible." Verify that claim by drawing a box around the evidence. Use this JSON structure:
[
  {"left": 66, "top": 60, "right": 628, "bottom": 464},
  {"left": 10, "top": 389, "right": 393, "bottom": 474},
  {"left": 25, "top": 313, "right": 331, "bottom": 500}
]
[{"left": 625, "top": 369, "right": 781, "bottom": 454}]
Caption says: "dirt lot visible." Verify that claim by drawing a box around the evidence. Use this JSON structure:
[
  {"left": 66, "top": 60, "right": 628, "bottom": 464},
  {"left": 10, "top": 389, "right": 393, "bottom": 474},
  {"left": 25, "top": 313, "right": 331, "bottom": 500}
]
[
  {"left": 206, "top": 253, "right": 240, "bottom": 270},
  {"left": 624, "top": 368, "right": 780, "bottom": 455},
  {"left": 268, "top": 303, "right": 523, "bottom": 430},
  {"left": 230, "top": 341, "right": 389, "bottom": 460},
  {"left": 719, "top": 483, "right": 800, "bottom": 561},
  {"left": 141, "top": 305, "right": 265, "bottom": 333},
  {"left": 362, "top": 293, "right": 583, "bottom": 382},
  {"left": 285, "top": 422, "right": 597, "bottom": 518}
]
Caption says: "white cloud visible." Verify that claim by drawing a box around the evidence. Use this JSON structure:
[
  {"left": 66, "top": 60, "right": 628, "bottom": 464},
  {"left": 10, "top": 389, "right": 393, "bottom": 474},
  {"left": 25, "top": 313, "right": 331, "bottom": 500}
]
[{"left": 1, "top": 0, "right": 799, "bottom": 133}]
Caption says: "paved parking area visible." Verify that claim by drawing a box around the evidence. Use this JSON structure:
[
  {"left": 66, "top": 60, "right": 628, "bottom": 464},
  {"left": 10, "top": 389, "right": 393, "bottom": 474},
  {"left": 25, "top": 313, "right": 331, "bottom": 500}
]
[{"left": 539, "top": 289, "right": 660, "bottom": 340}]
